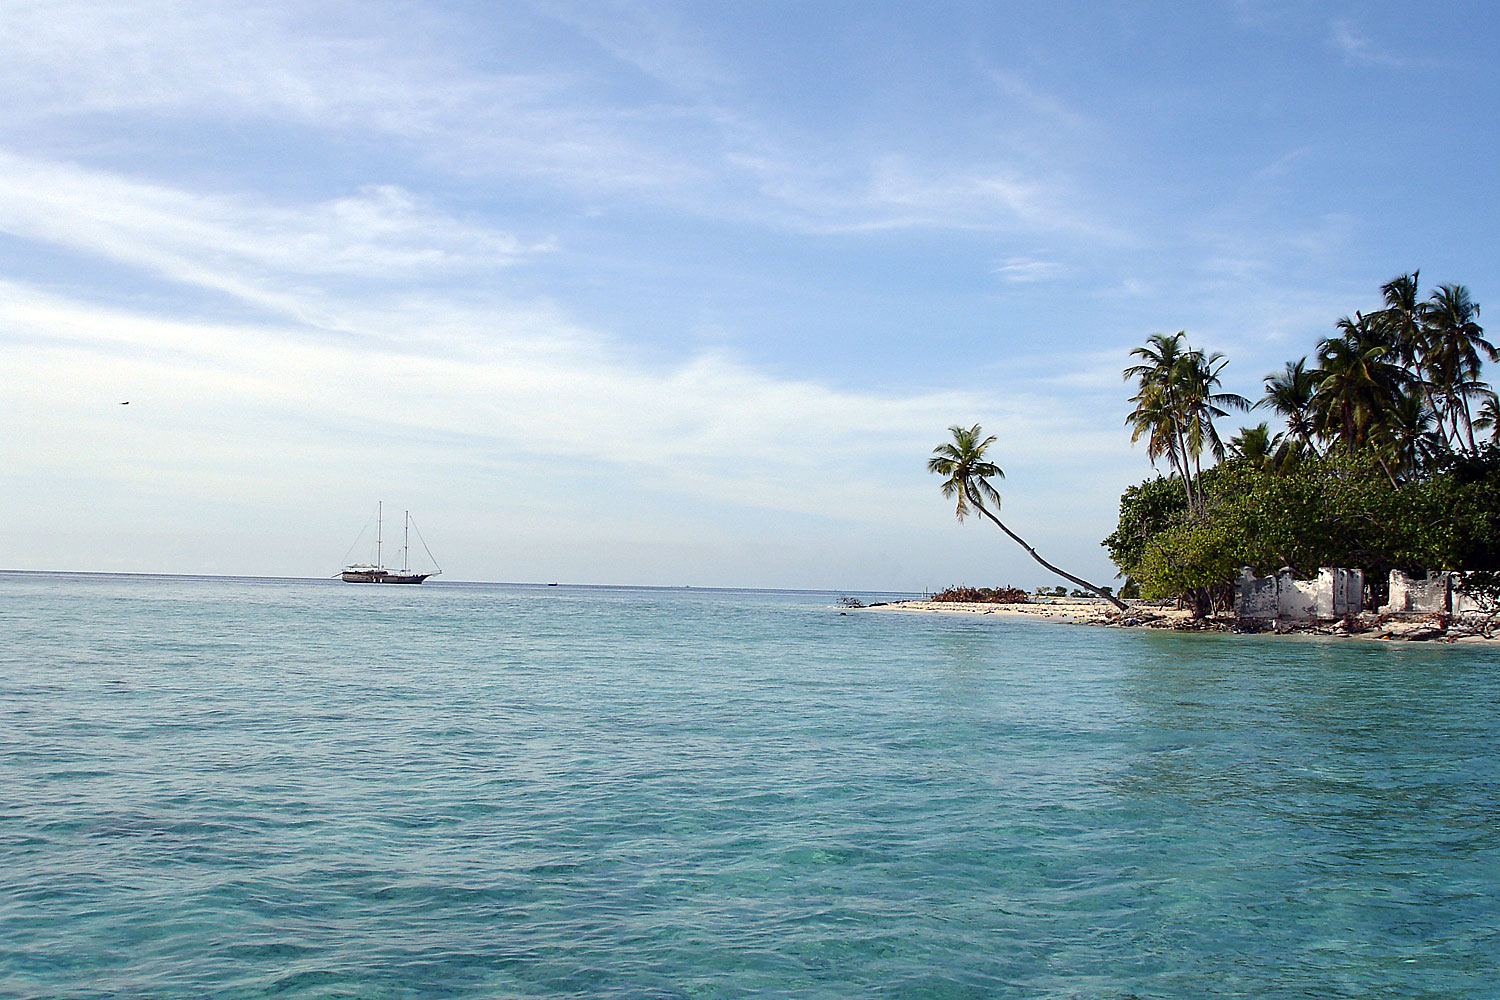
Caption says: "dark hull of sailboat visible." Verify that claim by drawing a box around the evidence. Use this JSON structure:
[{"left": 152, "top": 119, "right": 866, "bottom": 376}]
[{"left": 340, "top": 570, "right": 431, "bottom": 584}]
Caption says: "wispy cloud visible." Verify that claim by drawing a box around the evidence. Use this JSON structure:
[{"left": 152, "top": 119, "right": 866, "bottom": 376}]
[
  {"left": 1, "top": 280, "right": 1019, "bottom": 522},
  {"left": 528, "top": 0, "right": 731, "bottom": 94},
  {"left": 994, "top": 256, "right": 1065, "bottom": 283},
  {"left": 1328, "top": 19, "right": 1411, "bottom": 68},
  {"left": 0, "top": 1, "right": 1116, "bottom": 241},
  {"left": 0, "top": 146, "right": 1132, "bottom": 561},
  {"left": 0, "top": 150, "right": 545, "bottom": 325}
]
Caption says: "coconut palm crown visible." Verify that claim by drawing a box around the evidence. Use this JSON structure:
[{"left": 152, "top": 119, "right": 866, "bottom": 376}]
[{"left": 927, "top": 423, "right": 1004, "bottom": 521}]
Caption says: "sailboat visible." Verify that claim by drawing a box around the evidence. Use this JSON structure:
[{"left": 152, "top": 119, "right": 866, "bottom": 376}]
[{"left": 340, "top": 502, "right": 441, "bottom": 584}]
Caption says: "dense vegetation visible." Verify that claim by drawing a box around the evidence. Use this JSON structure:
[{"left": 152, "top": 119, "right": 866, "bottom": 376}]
[{"left": 1108, "top": 273, "right": 1499, "bottom": 611}]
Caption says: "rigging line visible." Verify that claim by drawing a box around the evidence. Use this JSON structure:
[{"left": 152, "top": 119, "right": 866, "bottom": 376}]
[
  {"left": 339, "top": 512, "right": 377, "bottom": 567},
  {"left": 409, "top": 517, "right": 442, "bottom": 574}
]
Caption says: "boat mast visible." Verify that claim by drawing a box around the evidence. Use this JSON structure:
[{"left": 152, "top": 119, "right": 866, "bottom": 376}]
[
  {"left": 403, "top": 511, "right": 410, "bottom": 573},
  {"left": 377, "top": 501, "right": 383, "bottom": 570}
]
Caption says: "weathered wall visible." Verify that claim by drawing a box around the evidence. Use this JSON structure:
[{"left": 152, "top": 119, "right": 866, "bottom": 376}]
[
  {"left": 1235, "top": 568, "right": 1279, "bottom": 619},
  {"left": 1316, "top": 567, "right": 1364, "bottom": 618},
  {"left": 1380, "top": 570, "right": 1452, "bottom": 614},
  {"left": 1453, "top": 587, "right": 1483, "bottom": 614},
  {"left": 1236, "top": 567, "right": 1361, "bottom": 621},
  {"left": 1276, "top": 570, "right": 1318, "bottom": 620},
  {"left": 1448, "top": 572, "right": 1495, "bottom": 614}
]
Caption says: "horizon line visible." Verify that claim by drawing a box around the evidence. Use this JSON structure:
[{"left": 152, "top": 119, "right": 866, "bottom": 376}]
[{"left": 0, "top": 568, "right": 920, "bottom": 597}]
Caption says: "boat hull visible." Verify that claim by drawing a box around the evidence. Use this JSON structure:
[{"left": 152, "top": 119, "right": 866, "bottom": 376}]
[{"left": 340, "top": 571, "right": 431, "bottom": 584}]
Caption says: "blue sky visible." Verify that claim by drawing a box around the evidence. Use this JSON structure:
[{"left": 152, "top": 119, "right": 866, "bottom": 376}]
[{"left": 2, "top": 0, "right": 1496, "bottom": 589}]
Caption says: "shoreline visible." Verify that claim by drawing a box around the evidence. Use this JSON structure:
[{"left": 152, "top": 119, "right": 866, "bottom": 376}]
[{"left": 866, "top": 598, "right": 1500, "bottom": 646}]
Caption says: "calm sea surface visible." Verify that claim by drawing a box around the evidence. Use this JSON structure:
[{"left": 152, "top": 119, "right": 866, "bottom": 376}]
[{"left": 2, "top": 572, "right": 1498, "bottom": 999}]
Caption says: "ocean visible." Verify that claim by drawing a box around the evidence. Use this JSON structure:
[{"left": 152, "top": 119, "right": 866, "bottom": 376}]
[{"left": 2, "top": 571, "right": 1497, "bottom": 998}]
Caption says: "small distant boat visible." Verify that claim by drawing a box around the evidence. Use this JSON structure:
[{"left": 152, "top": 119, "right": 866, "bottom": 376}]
[{"left": 340, "top": 503, "right": 441, "bottom": 584}]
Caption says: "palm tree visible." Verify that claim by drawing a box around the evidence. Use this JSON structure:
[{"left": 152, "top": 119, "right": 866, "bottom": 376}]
[
  {"left": 1375, "top": 271, "right": 1427, "bottom": 369},
  {"left": 1422, "top": 283, "right": 1496, "bottom": 452},
  {"left": 1227, "top": 423, "right": 1283, "bottom": 472},
  {"left": 1124, "top": 332, "right": 1196, "bottom": 509},
  {"left": 1474, "top": 391, "right": 1500, "bottom": 445},
  {"left": 1177, "top": 349, "right": 1251, "bottom": 484},
  {"left": 1313, "top": 316, "right": 1406, "bottom": 452},
  {"left": 929, "top": 424, "right": 1127, "bottom": 612},
  {"left": 1379, "top": 390, "right": 1445, "bottom": 476},
  {"left": 1125, "top": 332, "right": 1247, "bottom": 515},
  {"left": 1260, "top": 357, "right": 1322, "bottom": 455}
]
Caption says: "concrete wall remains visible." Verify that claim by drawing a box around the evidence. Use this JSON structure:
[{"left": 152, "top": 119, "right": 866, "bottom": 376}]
[
  {"left": 1316, "top": 567, "right": 1364, "bottom": 618},
  {"left": 1380, "top": 570, "right": 1452, "bottom": 614},
  {"left": 1453, "top": 575, "right": 1487, "bottom": 614},
  {"left": 1236, "top": 567, "right": 1362, "bottom": 620},
  {"left": 1235, "top": 567, "right": 1279, "bottom": 619},
  {"left": 1276, "top": 569, "right": 1318, "bottom": 621}
]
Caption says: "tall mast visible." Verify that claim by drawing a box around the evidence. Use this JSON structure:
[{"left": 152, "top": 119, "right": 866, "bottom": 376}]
[
  {"left": 377, "top": 501, "right": 383, "bottom": 570},
  {"left": 403, "top": 511, "right": 410, "bottom": 573}
]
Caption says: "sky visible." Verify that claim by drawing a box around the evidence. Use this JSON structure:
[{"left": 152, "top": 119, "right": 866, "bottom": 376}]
[{"left": 2, "top": 0, "right": 1497, "bottom": 590}]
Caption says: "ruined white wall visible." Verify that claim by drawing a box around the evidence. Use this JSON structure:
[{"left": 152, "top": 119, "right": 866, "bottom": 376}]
[
  {"left": 1235, "top": 568, "right": 1278, "bottom": 619},
  {"left": 1450, "top": 572, "right": 1495, "bottom": 614},
  {"left": 1315, "top": 567, "right": 1364, "bottom": 618},
  {"left": 1380, "top": 570, "right": 1452, "bottom": 614},
  {"left": 1236, "top": 567, "right": 1360, "bottom": 620},
  {"left": 1276, "top": 570, "right": 1318, "bottom": 621}
]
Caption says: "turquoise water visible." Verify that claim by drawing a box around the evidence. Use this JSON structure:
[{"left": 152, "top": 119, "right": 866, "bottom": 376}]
[{"left": 2, "top": 572, "right": 1498, "bottom": 999}]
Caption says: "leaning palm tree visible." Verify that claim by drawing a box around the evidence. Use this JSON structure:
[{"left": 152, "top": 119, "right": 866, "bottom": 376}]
[{"left": 928, "top": 424, "right": 1127, "bottom": 612}]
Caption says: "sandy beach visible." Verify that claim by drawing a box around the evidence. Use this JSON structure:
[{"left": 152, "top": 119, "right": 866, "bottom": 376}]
[{"left": 868, "top": 598, "right": 1500, "bottom": 645}]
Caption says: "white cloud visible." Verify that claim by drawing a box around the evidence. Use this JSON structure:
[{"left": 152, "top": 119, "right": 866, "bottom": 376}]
[
  {"left": 3, "top": 281, "right": 1083, "bottom": 528},
  {"left": 0, "top": 1, "right": 1116, "bottom": 240},
  {"left": 0, "top": 4, "right": 1156, "bottom": 584},
  {"left": 1328, "top": 19, "right": 1411, "bottom": 68},
  {"left": 0, "top": 149, "right": 1134, "bottom": 582},
  {"left": 0, "top": 150, "right": 543, "bottom": 325},
  {"left": 994, "top": 256, "right": 1065, "bottom": 283}
]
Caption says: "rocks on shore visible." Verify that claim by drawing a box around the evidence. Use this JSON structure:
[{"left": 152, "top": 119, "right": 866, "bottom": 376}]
[{"left": 873, "top": 600, "right": 1498, "bottom": 644}]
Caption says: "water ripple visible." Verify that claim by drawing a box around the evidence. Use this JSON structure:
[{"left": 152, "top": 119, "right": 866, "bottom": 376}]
[{"left": 2, "top": 573, "right": 1498, "bottom": 998}]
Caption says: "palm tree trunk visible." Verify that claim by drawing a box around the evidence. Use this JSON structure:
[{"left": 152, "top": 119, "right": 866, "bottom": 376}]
[
  {"left": 970, "top": 499, "right": 1129, "bottom": 612},
  {"left": 1442, "top": 390, "right": 1462, "bottom": 449},
  {"left": 1415, "top": 366, "right": 1445, "bottom": 445},
  {"left": 1170, "top": 421, "right": 1197, "bottom": 514},
  {"left": 1172, "top": 446, "right": 1195, "bottom": 511},
  {"left": 1191, "top": 450, "right": 1205, "bottom": 514}
]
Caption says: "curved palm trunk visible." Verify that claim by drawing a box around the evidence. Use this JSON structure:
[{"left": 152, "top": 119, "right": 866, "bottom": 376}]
[
  {"left": 970, "top": 498, "right": 1129, "bottom": 613},
  {"left": 1374, "top": 453, "right": 1400, "bottom": 490}
]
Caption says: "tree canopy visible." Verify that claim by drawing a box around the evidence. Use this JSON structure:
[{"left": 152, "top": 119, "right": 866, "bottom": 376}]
[{"left": 1111, "top": 273, "right": 1498, "bottom": 606}]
